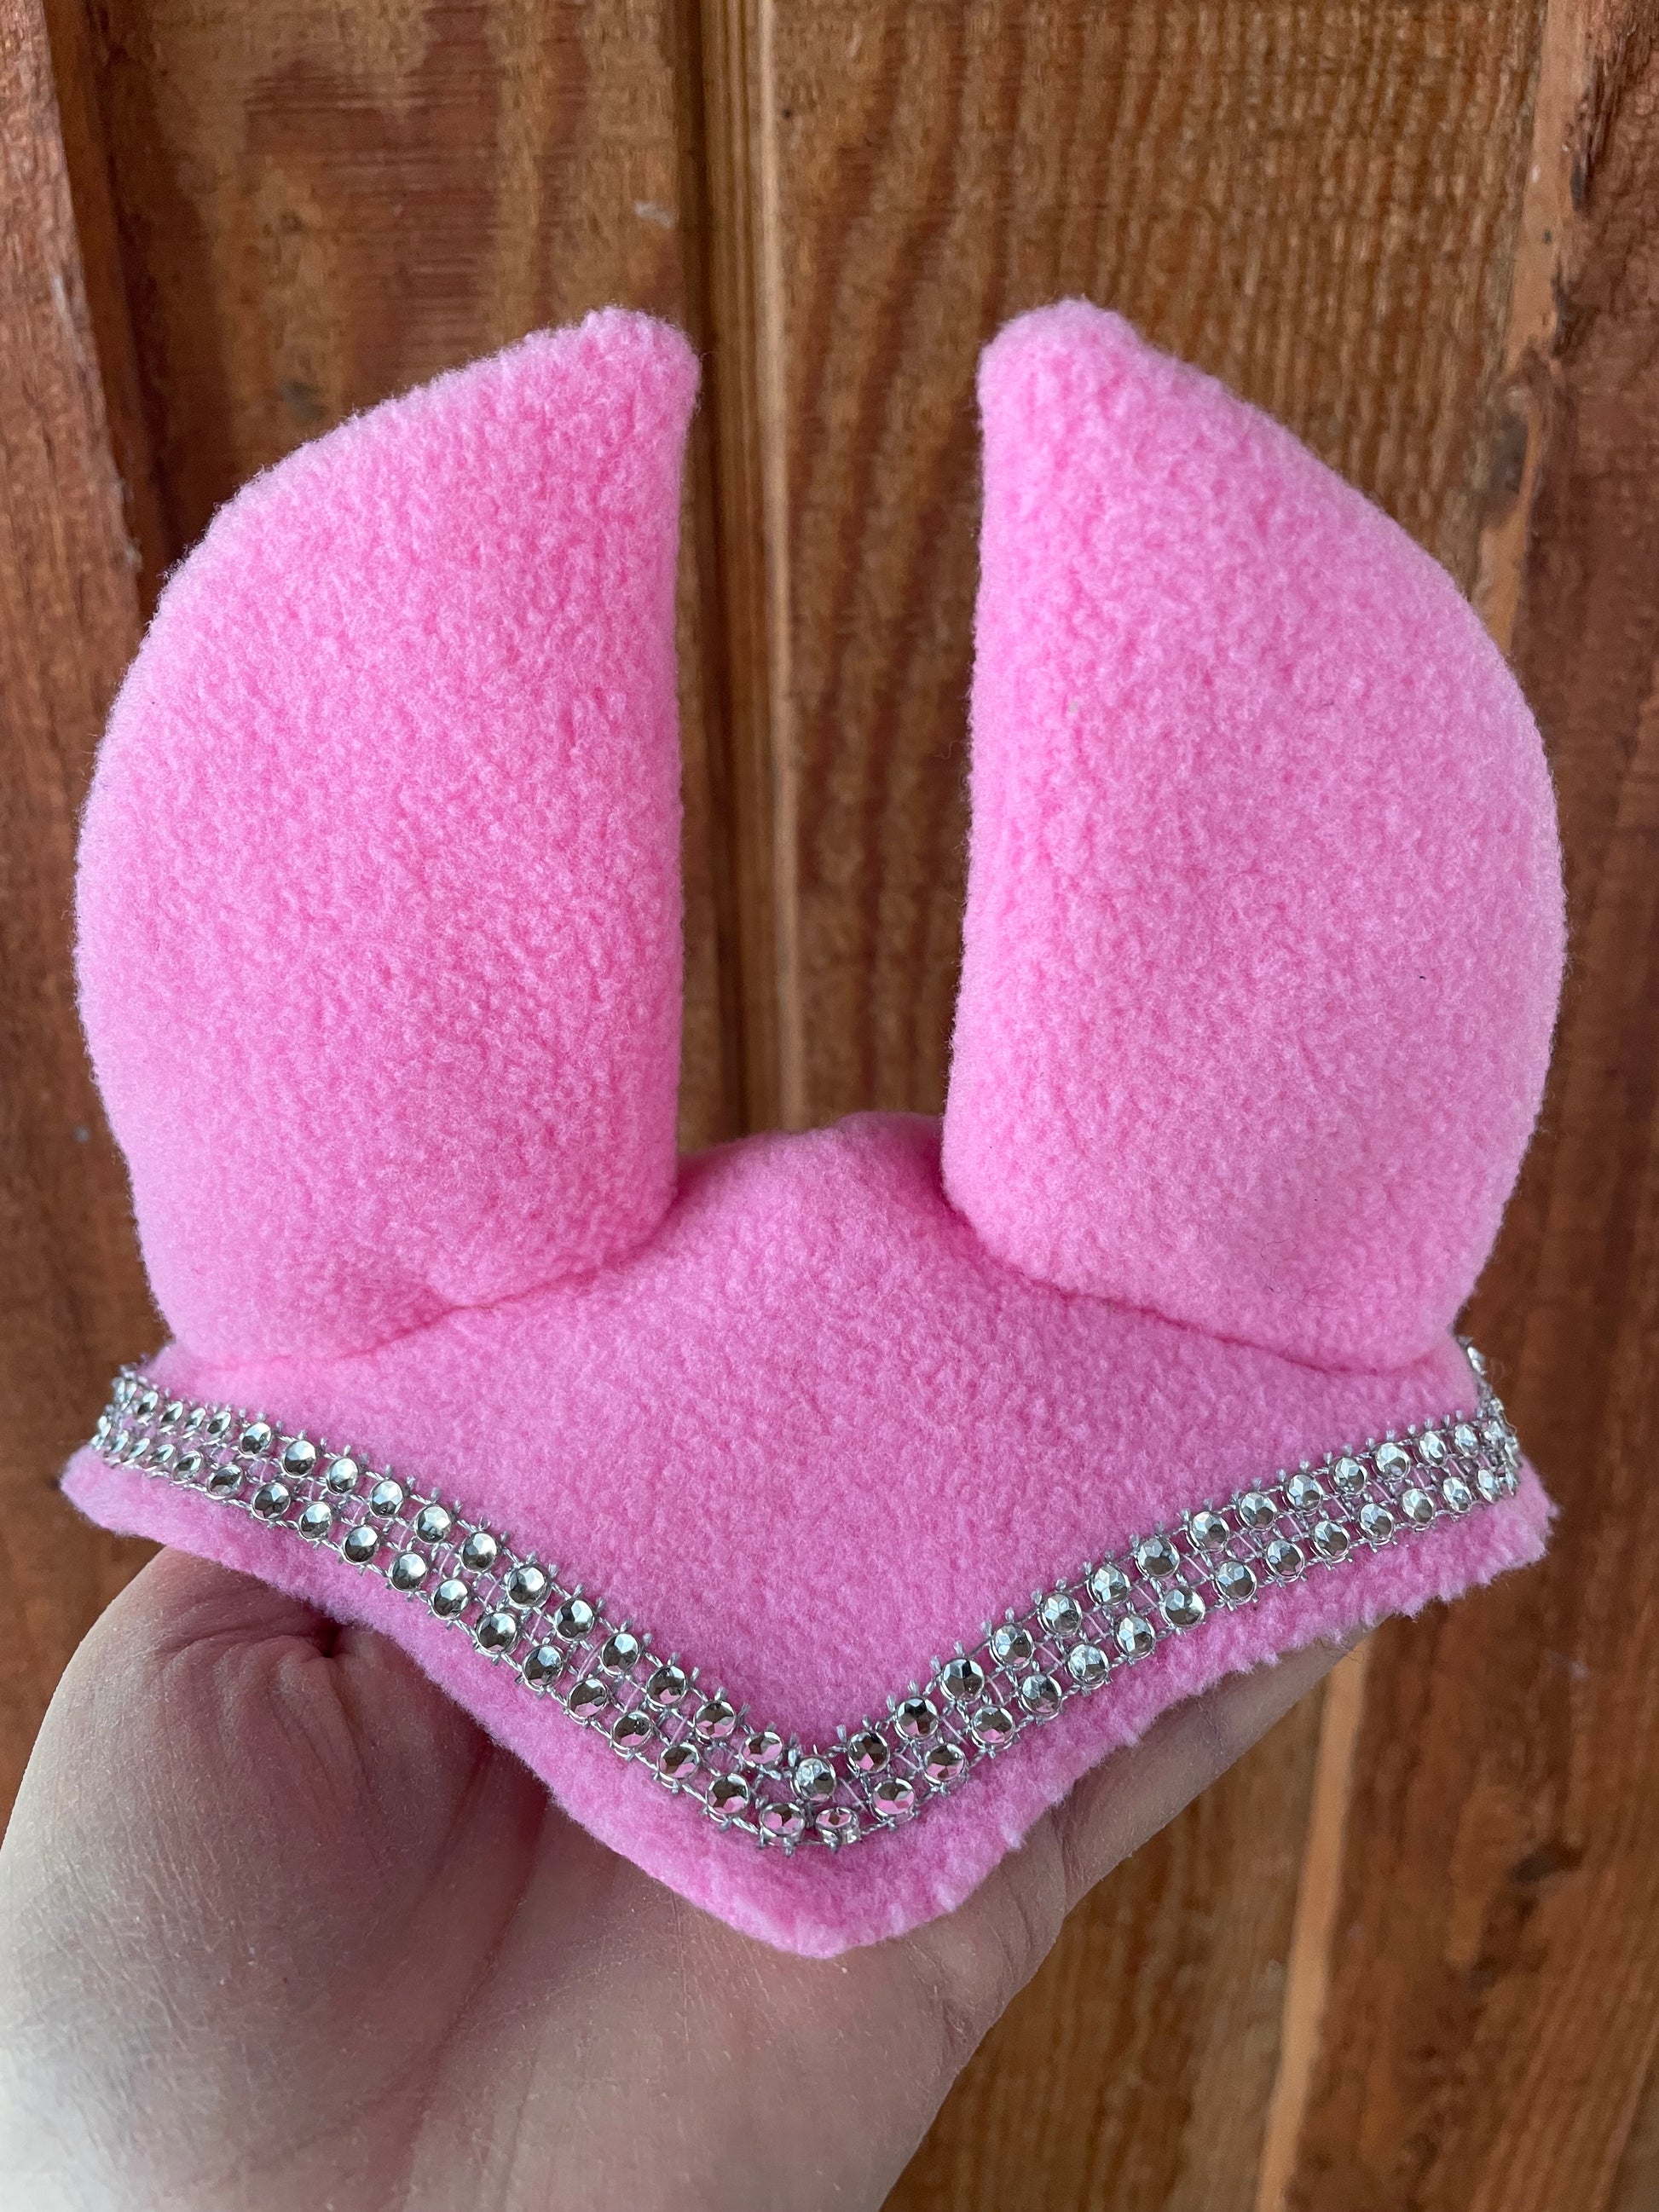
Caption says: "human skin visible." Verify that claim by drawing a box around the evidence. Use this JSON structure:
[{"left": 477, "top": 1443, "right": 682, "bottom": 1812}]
[{"left": 0, "top": 1550, "right": 1351, "bottom": 2211}]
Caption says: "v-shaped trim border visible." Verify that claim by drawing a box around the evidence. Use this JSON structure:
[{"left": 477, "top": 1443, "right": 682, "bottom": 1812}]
[{"left": 89, "top": 1347, "right": 1521, "bottom": 1855}]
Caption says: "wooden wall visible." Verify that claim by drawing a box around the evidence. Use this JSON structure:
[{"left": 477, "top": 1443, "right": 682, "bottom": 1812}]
[{"left": 3, "top": 1, "right": 1656, "bottom": 2203}]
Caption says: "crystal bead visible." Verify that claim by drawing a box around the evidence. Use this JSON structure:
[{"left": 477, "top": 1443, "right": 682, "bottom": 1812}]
[
  {"left": 940, "top": 1657, "right": 986, "bottom": 1705},
  {"left": 924, "top": 1740, "right": 967, "bottom": 1783},
  {"left": 602, "top": 1631, "right": 643, "bottom": 1672},
  {"left": 1238, "top": 1491, "right": 1276, "bottom": 1528},
  {"left": 185, "top": 1406, "right": 207, "bottom": 1433},
  {"left": 1019, "top": 1672, "right": 1063, "bottom": 1717},
  {"left": 613, "top": 1711, "right": 655, "bottom": 1751},
  {"left": 1453, "top": 1424, "right": 1479, "bottom": 1455},
  {"left": 251, "top": 1480, "right": 291, "bottom": 1519},
  {"left": 280, "top": 1439, "right": 317, "bottom": 1477},
  {"left": 414, "top": 1505, "right": 453, "bottom": 1543},
  {"left": 1401, "top": 1486, "right": 1436, "bottom": 1526},
  {"left": 972, "top": 1705, "right": 1017, "bottom": 1747},
  {"left": 694, "top": 1696, "right": 737, "bottom": 1740},
  {"left": 523, "top": 1643, "right": 563, "bottom": 1687},
  {"left": 553, "top": 1596, "right": 595, "bottom": 1639},
  {"left": 298, "top": 1499, "right": 333, "bottom": 1540},
  {"left": 759, "top": 1801, "right": 804, "bottom": 1839},
  {"left": 504, "top": 1565, "right": 549, "bottom": 1610},
  {"left": 568, "top": 1678, "right": 610, "bottom": 1718},
  {"left": 176, "top": 1451, "right": 203, "bottom": 1480},
  {"left": 708, "top": 1775, "right": 750, "bottom": 1814},
  {"left": 136, "top": 1389, "right": 160, "bottom": 1419},
  {"left": 1441, "top": 1475, "right": 1473, "bottom": 1514},
  {"left": 431, "top": 1578, "right": 469, "bottom": 1617},
  {"left": 745, "top": 1729, "right": 785, "bottom": 1767},
  {"left": 1067, "top": 1642, "right": 1109, "bottom": 1688},
  {"left": 872, "top": 1776, "right": 916, "bottom": 1817},
  {"left": 368, "top": 1479, "right": 405, "bottom": 1517},
  {"left": 1188, "top": 1510, "right": 1229, "bottom": 1551},
  {"left": 476, "top": 1610, "right": 517, "bottom": 1653},
  {"left": 990, "top": 1624, "right": 1033, "bottom": 1668},
  {"left": 1088, "top": 1562, "right": 1130, "bottom": 1606},
  {"left": 326, "top": 1457, "right": 360, "bottom": 1493},
  {"left": 816, "top": 1805, "right": 858, "bottom": 1841},
  {"left": 846, "top": 1730, "right": 889, "bottom": 1775},
  {"left": 207, "top": 1412, "right": 233, "bottom": 1440},
  {"left": 206, "top": 1462, "right": 241, "bottom": 1495},
  {"left": 1477, "top": 1467, "right": 1506, "bottom": 1504},
  {"left": 1116, "top": 1612, "right": 1156, "bottom": 1659},
  {"left": 1417, "top": 1429, "right": 1448, "bottom": 1464},
  {"left": 1215, "top": 1559, "right": 1257, "bottom": 1603},
  {"left": 895, "top": 1696, "right": 939, "bottom": 1740},
  {"left": 1040, "top": 1591, "right": 1082, "bottom": 1637},
  {"left": 128, "top": 1440, "right": 151, "bottom": 1467},
  {"left": 240, "top": 1423, "right": 274, "bottom": 1457},
  {"left": 1161, "top": 1584, "right": 1205, "bottom": 1628},
  {"left": 1264, "top": 1538, "right": 1304, "bottom": 1578},
  {"left": 793, "top": 1756, "right": 837, "bottom": 1804},
  {"left": 1332, "top": 1456, "right": 1366, "bottom": 1494},
  {"left": 343, "top": 1526, "right": 379, "bottom": 1563},
  {"left": 659, "top": 1741, "right": 699, "bottom": 1781},
  {"left": 1313, "top": 1520, "right": 1350, "bottom": 1562},
  {"left": 1360, "top": 1502, "right": 1396, "bottom": 1543},
  {"left": 461, "top": 1530, "right": 499, "bottom": 1571},
  {"left": 647, "top": 1662, "right": 689, "bottom": 1706},
  {"left": 1136, "top": 1534, "right": 1180, "bottom": 1579},
  {"left": 152, "top": 1445, "right": 176, "bottom": 1471},
  {"left": 390, "top": 1551, "right": 430, "bottom": 1591},
  {"left": 161, "top": 1401, "right": 185, "bottom": 1429},
  {"left": 1375, "top": 1441, "right": 1411, "bottom": 1480}
]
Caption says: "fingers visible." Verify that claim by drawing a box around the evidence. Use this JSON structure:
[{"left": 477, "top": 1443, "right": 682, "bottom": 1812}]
[
  {"left": 1049, "top": 1632, "right": 1365, "bottom": 1914},
  {"left": 92, "top": 1545, "right": 340, "bottom": 1663}
]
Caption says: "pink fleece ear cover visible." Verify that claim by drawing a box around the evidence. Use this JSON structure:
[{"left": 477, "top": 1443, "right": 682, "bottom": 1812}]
[{"left": 64, "top": 304, "right": 1564, "bottom": 1955}]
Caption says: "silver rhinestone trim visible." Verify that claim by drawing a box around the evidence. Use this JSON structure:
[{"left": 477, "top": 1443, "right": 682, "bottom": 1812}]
[{"left": 87, "top": 1343, "right": 1523, "bottom": 1857}]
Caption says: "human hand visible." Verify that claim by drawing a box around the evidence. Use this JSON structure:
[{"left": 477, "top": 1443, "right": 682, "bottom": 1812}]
[{"left": 0, "top": 1548, "right": 1351, "bottom": 2212}]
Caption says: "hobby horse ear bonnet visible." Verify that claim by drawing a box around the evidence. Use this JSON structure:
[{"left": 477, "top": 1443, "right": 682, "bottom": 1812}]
[{"left": 64, "top": 303, "right": 1564, "bottom": 1956}]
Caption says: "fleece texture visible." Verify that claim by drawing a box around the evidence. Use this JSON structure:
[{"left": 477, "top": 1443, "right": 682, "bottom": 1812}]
[
  {"left": 78, "top": 309, "right": 695, "bottom": 1363},
  {"left": 943, "top": 305, "right": 1565, "bottom": 1372},
  {"left": 66, "top": 303, "right": 1564, "bottom": 1956}
]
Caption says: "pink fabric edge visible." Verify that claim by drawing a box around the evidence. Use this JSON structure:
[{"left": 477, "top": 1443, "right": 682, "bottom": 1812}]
[{"left": 61, "top": 1450, "right": 1551, "bottom": 1956}]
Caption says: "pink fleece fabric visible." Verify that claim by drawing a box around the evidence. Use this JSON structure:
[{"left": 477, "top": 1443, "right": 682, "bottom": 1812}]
[
  {"left": 78, "top": 309, "right": 694, "bottom": 1363},
  {"left": 944, "top": 305, "right": 1565, "bottom": 1372},
  {"left": 66, "top": 304, "right": 1564, "bottom": 1956}
]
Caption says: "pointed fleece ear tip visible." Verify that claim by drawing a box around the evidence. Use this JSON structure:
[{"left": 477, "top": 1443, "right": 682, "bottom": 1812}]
[
  {"left": 977, "top": 297, "right": 1148, "bottom": 400},
  {"left": 78, "top": 314, "right": 698, "bottom": 1364},
  {"left": 945, "top": 304, "right": 1565, "bottom": 1373}
]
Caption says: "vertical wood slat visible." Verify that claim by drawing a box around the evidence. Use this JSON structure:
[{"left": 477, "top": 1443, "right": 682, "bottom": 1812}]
[
  {"left": 0, "top": 0, "right": 157, "bottom": 1811},
  {"left": 83, "top": 0, "right": 746, "bottom": 1152},
  {"left": 724, "top": 5, "right": 1541, "bottom": 2203},
  {"left": 1281, "top": 8, "right": 1659, "bottom": 2205}
]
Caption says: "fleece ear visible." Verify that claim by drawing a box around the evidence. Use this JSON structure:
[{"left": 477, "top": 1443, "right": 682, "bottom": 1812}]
[
  {"left": 78, "top": 310, "right": 697, "bottom": 1362},
  {"left": 942, "top": 303, "right": 1564, "bottom": 1372}
]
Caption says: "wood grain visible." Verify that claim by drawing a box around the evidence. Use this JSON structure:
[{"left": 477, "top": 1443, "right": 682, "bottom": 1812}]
[
  {"left": 85, "top": 0, "right": 745, "bottom": 1148},
  {"left": 758, "top": 0, "right": 1547, "bottom": 1132},
  {"left": 731, "top": 5, "right": 1546, "bottom": 2203},
  {"left": 1281, "top": 7, "right": 1659, "bottom": 2205},
  {"left": 0, "top": 0, "right": 158, "bottom": 1815}
]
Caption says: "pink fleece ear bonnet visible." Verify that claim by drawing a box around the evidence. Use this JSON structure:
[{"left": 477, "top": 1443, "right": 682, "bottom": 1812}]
[{"left": 64, "top": 303, "right": 1564, "bottom": 1957}]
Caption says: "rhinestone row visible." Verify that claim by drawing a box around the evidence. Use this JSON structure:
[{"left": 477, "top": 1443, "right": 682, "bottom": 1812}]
[{"left": 87, "top": 1348, "right": 1523, "bottom": 1856}]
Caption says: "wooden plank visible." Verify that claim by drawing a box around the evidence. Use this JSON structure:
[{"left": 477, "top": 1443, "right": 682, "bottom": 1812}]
[
  {"left": 1279, "top": 6, "right": 1659, "bottom": 2206},
  {"left": 88, "top": 0, "right": 746, "bottom": 1148},
  {"left": 758, "top": 0, "right": 1547, "bottom": 1133},
  {"left": 0, "top": 0, "right": 159, "bottom": 1816},
  {"left": 715, "top": 4, "right": 1546, "bottom": 2203}
]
